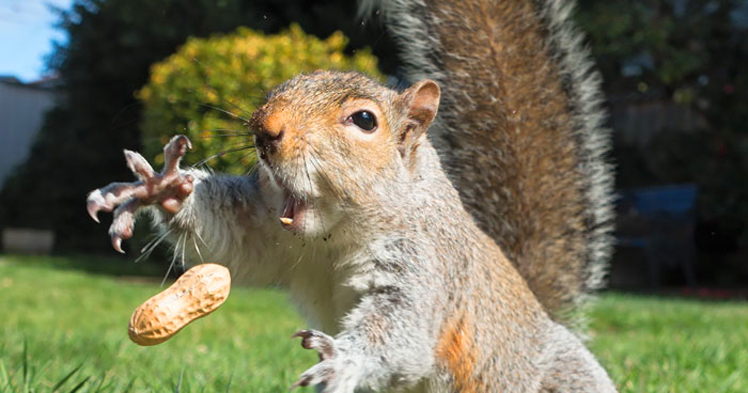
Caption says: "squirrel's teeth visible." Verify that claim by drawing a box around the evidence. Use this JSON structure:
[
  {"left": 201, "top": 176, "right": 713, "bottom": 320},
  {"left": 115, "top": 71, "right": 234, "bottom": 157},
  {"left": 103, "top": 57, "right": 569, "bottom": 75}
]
[{"left": 279, "top": 217, "right": 294, "bottom": 225}]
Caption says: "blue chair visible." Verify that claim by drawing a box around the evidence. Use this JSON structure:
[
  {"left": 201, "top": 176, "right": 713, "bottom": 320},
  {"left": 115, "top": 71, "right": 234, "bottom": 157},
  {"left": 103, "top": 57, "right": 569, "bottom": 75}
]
[{"left": 617, "top": 184, "right": 698, "bottom": 289}]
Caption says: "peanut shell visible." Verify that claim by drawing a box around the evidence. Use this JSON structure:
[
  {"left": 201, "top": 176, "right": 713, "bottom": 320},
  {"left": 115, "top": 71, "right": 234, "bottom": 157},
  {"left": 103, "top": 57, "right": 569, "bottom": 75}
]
[{"left": 128, "top": 263, "right": 231, "bottom": 346}]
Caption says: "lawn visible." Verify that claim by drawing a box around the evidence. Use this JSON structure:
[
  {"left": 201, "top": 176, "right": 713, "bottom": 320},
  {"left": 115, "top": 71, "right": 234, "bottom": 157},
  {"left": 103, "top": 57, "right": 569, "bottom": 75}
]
[{"left": 1, "top": 255, "right": 746, "bottom": 392}]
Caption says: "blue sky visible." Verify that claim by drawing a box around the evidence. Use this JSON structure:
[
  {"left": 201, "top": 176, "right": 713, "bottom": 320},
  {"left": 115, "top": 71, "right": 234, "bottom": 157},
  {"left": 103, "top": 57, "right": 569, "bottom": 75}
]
[{"left": 0, "top": 0, "right": 74, "bottom": 82}]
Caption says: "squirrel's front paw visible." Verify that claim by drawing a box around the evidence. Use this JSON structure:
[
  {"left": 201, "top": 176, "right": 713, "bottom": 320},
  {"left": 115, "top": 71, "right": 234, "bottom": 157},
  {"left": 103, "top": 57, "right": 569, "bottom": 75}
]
[
  {"left": 86, "top": 135, "right": 194, "bottom": 253},
  {"left": 292, "top": 330, "right": 361, "bottom": 393}
]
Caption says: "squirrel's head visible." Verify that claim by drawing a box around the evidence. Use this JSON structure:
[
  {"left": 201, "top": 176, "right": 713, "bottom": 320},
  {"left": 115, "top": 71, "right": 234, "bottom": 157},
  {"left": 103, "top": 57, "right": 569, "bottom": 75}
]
[{"left": 249, "top": 70, "right": 440, "bottom": 236}]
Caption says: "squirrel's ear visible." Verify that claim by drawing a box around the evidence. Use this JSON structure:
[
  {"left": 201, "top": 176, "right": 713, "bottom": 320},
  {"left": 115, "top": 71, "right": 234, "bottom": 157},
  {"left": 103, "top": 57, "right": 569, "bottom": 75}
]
[{"left": 396, "top": 80, "right": 440, "bottom": 160}]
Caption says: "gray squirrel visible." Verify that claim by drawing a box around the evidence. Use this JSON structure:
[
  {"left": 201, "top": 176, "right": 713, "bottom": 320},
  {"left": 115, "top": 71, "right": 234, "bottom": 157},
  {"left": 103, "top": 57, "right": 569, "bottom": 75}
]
[{"left": 87, "top": 0, "right": 616, "bottom": 391}]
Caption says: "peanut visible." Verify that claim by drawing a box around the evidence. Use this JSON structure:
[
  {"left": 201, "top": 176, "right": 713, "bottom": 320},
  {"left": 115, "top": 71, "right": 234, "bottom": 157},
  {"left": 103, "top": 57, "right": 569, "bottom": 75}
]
[{"left": 128, "top": 263, "right": 231, "bottom": 346}]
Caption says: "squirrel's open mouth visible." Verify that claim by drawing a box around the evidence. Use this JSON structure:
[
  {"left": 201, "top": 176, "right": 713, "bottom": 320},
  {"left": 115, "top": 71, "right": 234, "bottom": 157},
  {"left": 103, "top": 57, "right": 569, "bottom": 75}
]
[{"left": 279, "top": 194, "right": 308, "bottom": 232}]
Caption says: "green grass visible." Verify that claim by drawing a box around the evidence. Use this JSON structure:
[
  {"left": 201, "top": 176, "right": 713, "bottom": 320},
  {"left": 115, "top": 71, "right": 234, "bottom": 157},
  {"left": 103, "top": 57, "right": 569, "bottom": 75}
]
[
  {"left": 0, "top": 255, "right": 316, "bottom": 392},
  {"left": 589, "top": 294, "right": 748, "bottom": 392},
  {"left": 1, "top": 255, "right": 746, "bottom": 392}
]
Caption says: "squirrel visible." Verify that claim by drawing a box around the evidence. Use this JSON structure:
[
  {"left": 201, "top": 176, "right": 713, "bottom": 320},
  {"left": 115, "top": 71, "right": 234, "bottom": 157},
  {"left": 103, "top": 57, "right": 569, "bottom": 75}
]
[{"left": 86, "top": 0, "right": 616, "bottom": 391}]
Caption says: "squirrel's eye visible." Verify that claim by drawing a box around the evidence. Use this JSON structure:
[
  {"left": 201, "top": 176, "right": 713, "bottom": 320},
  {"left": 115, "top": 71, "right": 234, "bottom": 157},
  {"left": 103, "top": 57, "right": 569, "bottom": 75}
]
[{"left": 349, "top": 110, "right": 377, "bottom": 132}]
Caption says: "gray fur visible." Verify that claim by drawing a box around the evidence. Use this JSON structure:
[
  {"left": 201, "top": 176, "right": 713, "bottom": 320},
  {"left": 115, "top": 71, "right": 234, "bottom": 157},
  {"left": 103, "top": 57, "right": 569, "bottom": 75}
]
[
  {"left": 361, "top": 0, "right": 615, "bottom": 327},
  {"left": 86, "top": 0, "right": 618, "bottom": 389},
  {"left": 143, "top": 137, "right": 614, "bottom": 392}
]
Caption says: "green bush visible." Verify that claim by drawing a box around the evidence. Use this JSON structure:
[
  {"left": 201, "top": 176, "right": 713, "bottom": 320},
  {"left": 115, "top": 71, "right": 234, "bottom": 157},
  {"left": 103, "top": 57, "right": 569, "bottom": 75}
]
[{"left": 138, "top": 24, "right": 382, "bottom": 174}]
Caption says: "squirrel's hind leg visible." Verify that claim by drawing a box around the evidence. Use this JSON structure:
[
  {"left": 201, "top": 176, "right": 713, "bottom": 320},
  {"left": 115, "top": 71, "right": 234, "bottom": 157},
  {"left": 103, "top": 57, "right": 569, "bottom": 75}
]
[{"left": 539, "top": 325, "right": 617, "bottom": 392}]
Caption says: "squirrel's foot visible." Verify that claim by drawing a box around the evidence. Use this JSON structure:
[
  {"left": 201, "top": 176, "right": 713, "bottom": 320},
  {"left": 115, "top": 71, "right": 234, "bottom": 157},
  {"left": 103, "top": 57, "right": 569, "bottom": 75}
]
[
  {"left": 291, "top": 330, "right": 361, "bottom": 392},
  {"left": 86, "top": 135, "right": 194, "bottom": 253}
]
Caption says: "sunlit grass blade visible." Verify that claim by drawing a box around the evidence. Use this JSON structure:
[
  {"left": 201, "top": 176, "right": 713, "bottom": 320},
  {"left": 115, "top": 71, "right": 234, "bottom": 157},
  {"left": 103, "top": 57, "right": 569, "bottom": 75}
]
[
  {"left": 67, "top": 376, "right": 90, "bottom": 393},
  {"left": 22, "top": 340, "right": 28, "bottom": 392},
  {"left": 0, "top": 359, "right": 9, "bottom": 390},
  {"left": 122, "top": 377, "right": 137, "bottom": 393},
  {"left": 172, "top": 368, "right": 185, "bottom": 393},
  {"left": 93, "top": 371, "right": 109, "bottom": 392},
  {"left": 51, "top": 363, "right": 83, "bottom": 392}
]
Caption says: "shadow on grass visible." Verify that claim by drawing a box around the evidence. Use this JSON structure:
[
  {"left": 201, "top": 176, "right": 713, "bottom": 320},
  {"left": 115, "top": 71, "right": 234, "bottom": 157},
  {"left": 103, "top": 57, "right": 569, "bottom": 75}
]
[{"left": 0, "top": 253, "right": 176, "bottom": 278}]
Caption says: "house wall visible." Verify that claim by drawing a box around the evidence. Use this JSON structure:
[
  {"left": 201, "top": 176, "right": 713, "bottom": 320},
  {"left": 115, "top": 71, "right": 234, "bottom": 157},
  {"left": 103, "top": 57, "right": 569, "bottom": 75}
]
[
  {"left": 609, "top": 99, "right": 709, "bottom": 147},
  {"left": 0, "top": 81, "right": 57, "bottom": 188}
]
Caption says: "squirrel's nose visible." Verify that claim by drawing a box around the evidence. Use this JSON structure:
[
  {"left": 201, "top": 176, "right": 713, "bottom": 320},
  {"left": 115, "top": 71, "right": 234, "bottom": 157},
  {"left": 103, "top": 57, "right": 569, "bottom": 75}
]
[
  {"left": 250, "top": 106, "right": 286, "bottom": 158},
  {"left": 255, "top": 127, "right": 284, "bottom": 156}
]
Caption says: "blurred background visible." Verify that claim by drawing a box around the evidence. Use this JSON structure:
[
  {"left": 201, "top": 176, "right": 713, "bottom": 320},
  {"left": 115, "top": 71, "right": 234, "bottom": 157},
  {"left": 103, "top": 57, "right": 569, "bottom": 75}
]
[
  {"left": 0, "top": 0, "right": 747, "bottom": 391},
  {"left": 1, "top": 0, "right": 746, "bottom": 293}
]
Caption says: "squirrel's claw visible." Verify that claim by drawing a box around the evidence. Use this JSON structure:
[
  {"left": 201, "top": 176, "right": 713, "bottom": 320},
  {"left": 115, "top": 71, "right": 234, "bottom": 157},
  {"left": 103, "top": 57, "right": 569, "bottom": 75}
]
[
  {"left": 291, "top": 330, "right": 358, "bottom": 392},
  {"left": 112, "top": 237, "right": 125, "bottom": 254},
  {"left": 163, "top": 135, "right": 192, "bottom": 175},
  {"left": 86, "top": 182, "right": 146, "bottom": 221},
  {"left": 124, "top": 149, "right": 155, "bottom": 181},
  {"left": 86, "top": 191, "right": 104, "bottom": 223},
  {"left": 290, "top": 365, "right": 327, "bottom": 389},
  {"left": 293, "top": 329, "right": 337, "bottom": 361},
  {"left": 108, "top": 198, "right": 139, "bottom": 254},
  {"left": 291, "top": 360, "right": 336, "bottom": 389},
  {"left": 86, "top": 135, "right": 193, "bottom": 254}
]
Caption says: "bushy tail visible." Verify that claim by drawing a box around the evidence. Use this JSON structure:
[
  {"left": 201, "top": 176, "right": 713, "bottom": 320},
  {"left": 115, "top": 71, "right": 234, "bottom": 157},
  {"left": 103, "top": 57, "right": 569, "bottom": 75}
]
[{"left": 363, "top": 0, "right": 614, "bottom": 326}]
